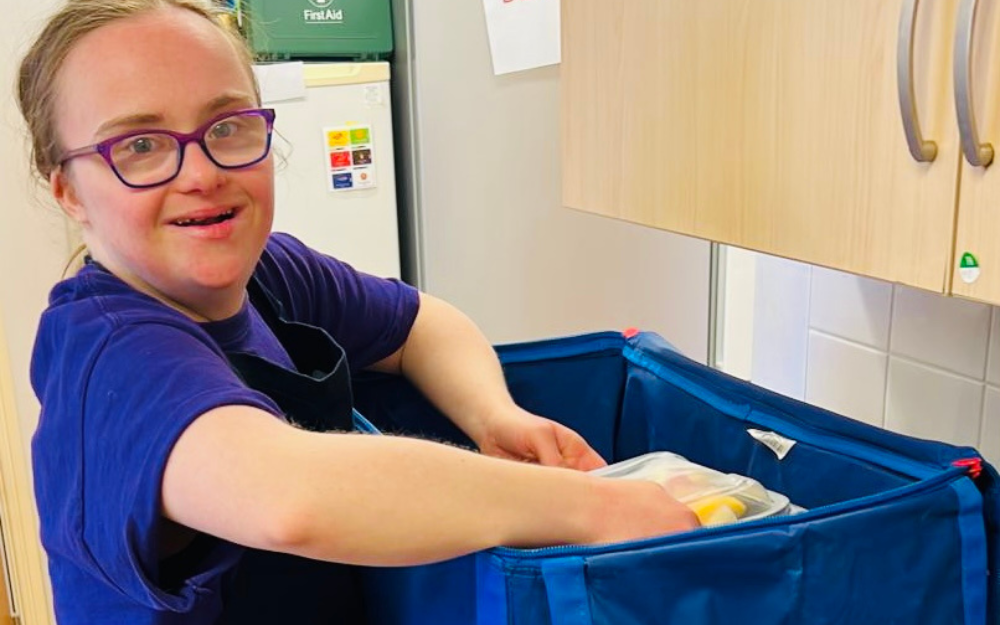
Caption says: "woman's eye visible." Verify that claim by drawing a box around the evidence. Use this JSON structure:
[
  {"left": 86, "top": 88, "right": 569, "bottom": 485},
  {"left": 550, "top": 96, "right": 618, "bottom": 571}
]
[
  {"left": 209, "top": 121, "right": 237, "bottom": 140},
  {"left": 127, "top": 136, "right": 159, "bottom": 154}
]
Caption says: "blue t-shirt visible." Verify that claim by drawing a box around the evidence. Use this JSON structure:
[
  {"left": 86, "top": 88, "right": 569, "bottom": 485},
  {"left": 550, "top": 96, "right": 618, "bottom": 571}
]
[{"left": 30, "top": 233, "right": 419, "bottom": 624}]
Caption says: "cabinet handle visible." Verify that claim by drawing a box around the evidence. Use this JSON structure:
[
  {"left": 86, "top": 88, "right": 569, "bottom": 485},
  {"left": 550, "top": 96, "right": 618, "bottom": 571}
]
[
  {"left": 897, "top": 0, "right": 938, "bottom": 162},
  {"left": 955, "top": 0, "right": 994, "bottom": 167}
]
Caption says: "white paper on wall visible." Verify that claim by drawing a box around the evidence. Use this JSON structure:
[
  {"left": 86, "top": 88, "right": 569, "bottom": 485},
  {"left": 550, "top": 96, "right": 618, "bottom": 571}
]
[
  {"left": 481, "top": 0, "right": 560, "bottom": 76},
  {"left": 253, "top": 62, "right": 306, "bottom": 104}
]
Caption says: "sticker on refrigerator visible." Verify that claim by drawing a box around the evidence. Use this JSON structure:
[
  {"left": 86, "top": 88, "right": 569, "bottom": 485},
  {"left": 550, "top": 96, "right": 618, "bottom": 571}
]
[
  {"left": 352, "top": 167, "right": 375, "bottom": 189},
  {"left": 329, "top": 151, "right": 352, "bottom": 169},
  {"left": 324, "top": 125, "right": 377, "bottom": 192},
  {"left": 332, "top": 173, "right": 354, "bottom": 189}
]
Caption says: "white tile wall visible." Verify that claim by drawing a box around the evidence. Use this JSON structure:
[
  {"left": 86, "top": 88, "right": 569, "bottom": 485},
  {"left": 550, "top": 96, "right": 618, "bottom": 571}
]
[
  {"left": 809, "top": 266, "right": 893, "bottom": 349},
  {"left": 805, "top": 331, "right": 887, "bottom": 427},
  {"left": 885, "top": 358, "right": 984, "bottom": 447},
  {"left": 987, "top": 309, "right": 1000, "bottom": 387},
  {"left": 982, "top": 388, "right": 1000, "bottom": 467},
  {"left": 751, "top": 256, "right": 811, "bottom": 400},
  {"left": 890, "top": 286, "right": 992, "bottom": 379},
  {"left": 725, "top": 248, "right": 1000, "bottom": 466}
]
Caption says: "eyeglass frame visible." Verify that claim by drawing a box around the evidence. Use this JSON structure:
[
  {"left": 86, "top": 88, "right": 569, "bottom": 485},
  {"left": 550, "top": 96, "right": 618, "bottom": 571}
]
[{"left": 56, "top": 107, "right": 277, "bottom": 189}]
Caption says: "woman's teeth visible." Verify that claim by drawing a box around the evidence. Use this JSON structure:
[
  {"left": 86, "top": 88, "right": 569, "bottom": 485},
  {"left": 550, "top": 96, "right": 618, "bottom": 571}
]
[{"left": 174, "top": 209, "right": 236, "bottom": 227}]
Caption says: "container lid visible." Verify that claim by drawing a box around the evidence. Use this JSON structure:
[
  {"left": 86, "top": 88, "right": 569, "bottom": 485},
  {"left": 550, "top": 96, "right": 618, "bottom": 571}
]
[{"left": 591, "top": 452, "right": 791, "bottom": 526}]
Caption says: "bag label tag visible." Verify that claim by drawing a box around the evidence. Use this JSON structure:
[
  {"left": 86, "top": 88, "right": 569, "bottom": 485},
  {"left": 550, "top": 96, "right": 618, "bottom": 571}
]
[{"left": 748, "top": 428, "right": 797, "bottom": 460}]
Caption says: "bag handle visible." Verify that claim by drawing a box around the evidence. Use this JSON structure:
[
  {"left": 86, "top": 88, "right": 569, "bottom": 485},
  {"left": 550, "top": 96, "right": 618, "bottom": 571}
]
[
  {"left": 476, "top": 553, "right": 509, "bottom": 625},
  {"left": 352, "top": 409, "right": 382, "bottom": 434},
  {"left": 542, "top": 557, "right": 593, "bottom": 625}
]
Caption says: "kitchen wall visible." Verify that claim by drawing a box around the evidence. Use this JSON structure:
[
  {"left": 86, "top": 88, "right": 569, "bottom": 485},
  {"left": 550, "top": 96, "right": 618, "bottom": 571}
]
[
  {"left": 720, "top": 248, "right": 1000, "bottom": 468},
  {"left": 1, "top": 1, "right": 68, "bottom": 620},
  {"left": 0, "top": 0, "right": 69, "bottom": 457},
  {"left": 391, "top": 0, "right": 711, "bottom": 360}
]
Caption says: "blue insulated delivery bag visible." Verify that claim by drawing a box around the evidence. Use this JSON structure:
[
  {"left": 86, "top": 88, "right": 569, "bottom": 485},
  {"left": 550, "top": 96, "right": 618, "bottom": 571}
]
[{"left": 351, "top": 331, "right": 1000, "bottom": 625}]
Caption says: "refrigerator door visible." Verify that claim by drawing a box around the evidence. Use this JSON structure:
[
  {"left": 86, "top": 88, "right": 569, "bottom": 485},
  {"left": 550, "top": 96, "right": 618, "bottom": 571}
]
[{"left": 255, "top": 62, "right": 401, "bottom": 278}]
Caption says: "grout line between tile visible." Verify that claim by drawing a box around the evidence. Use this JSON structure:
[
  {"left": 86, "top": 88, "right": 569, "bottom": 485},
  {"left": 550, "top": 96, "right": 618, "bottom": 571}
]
[
  {"left": 806, "top": 325, "right": 885, "bottom": 351},
  {"left": 888, "top": 337, "right": 990, "bottom": 382},
  {"left": 982, "top": 312, "right": 998, "bottom": 450},
  {"left": 986, "top": 307, "right": 998, "bottom": 384},
  {"left": 882, "top": 285, "right": 898, "bottom": 429},
  {"left": 803, "top": 266, "right": 814, "bottom": 401},
  {"left": 808, "top": 328, "right": 888, "bottom": 355},
  {"left": 978, "top": 385, "right": 989, "bottom": 453},
  {"left": 806, "top": 274, "right": 894, "bottom": 352},
  {"left": 888, "top": 352, "right": 985, "bottom": 384}
]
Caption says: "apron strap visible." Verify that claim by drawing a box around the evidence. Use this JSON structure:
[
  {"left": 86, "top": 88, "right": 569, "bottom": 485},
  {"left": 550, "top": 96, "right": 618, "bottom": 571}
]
[{"left": 226, "top": 276, "right": 355, "bottom": 432}]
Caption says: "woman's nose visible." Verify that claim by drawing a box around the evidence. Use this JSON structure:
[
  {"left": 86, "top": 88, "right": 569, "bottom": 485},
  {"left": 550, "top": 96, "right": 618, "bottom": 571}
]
[{"left": 172, "top": 141, "right": 225, "bottom": 192}]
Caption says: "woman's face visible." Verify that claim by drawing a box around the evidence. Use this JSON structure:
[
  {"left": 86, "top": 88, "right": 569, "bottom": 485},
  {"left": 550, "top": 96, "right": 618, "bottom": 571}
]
[{"left": 51, "top": 7, "right": 273, "bottom": 320}]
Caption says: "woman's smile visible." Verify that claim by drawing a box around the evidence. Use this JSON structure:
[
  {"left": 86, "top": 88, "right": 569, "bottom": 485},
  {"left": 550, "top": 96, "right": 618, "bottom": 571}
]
[{"left": 170, "top": 207, "right": 236, "bottom": 228}]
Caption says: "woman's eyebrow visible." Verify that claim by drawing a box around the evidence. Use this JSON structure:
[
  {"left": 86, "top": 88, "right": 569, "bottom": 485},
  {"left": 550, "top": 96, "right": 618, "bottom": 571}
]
[
  {"left": 91, "top": 94, "right": 256, "bottom": 139},
  {"left": 94, "top": 113, "right": 164, "bottom": 137},
  {"left": 203, "top": 93, "right": 256, "bottom": 114}
]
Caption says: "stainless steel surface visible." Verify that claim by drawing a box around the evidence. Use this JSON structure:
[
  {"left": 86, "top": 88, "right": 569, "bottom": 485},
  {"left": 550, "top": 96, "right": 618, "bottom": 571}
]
[{"left": 390, "top": 0, "right": 426, "bottom": 288}]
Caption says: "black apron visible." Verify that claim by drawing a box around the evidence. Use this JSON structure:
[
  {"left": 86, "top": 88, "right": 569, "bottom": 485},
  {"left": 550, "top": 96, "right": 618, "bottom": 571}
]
[
  {"left": 226, "top": 276, "right": 354, "bottom": 432},
  {"left": 82, "top": 257, "right": 368, "bottom": 623},
  {"left": 218, "top": 276, "right": 367, "bottom": 624}
]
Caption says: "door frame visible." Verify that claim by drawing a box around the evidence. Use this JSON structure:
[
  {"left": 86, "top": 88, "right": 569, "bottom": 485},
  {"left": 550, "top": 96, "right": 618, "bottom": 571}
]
[{"left": 0, "top": 317, "right": 53, "bottom": 624}]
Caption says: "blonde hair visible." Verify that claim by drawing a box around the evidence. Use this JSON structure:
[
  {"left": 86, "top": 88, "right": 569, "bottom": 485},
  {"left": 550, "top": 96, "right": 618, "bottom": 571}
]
[{"left": 17, "top": 0, "right": 258, "bottom": 183}]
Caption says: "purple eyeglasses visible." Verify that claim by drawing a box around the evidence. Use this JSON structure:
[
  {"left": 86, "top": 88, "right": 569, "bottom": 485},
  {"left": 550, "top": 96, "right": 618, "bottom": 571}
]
[{"left": 57, "top": 108, "right": 276, "bottom": 189}]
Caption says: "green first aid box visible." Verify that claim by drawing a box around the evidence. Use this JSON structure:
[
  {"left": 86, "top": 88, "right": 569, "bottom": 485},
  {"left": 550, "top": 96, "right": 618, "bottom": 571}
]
[{"left": 241, "top": 0, "right": 392, "bottom": 60}]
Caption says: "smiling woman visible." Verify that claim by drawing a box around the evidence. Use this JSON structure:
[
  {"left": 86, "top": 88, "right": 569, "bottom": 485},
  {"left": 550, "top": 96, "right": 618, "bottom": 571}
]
[{"left": 13, "top": 2, "right": 699, "bottom": 623}]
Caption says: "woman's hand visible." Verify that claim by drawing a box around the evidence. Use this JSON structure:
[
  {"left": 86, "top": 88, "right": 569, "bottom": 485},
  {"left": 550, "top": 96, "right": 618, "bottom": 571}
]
[
  {"left": 387, "top": 293, "right": 606, "bottom": 472},
  {"left": 582, "top": 477, "right": 701, "bottom": 544},
  {"left": 473, "top": 406, "right": 607, "bottom": 471}
]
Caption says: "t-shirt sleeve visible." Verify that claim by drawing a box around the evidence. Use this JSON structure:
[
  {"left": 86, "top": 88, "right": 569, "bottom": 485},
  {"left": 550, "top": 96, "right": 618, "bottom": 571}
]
[
  {"left": 255, "top": 233, "right": 420, "bottom": 371},
  {"left": 75, "top": 322, "right": 279, "bottom": 610}
]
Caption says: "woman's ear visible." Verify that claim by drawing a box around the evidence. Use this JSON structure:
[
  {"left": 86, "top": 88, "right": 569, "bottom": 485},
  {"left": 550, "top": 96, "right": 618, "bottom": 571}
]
[{"left": 50, "top": 168, "right": 88, "bottom": 224}]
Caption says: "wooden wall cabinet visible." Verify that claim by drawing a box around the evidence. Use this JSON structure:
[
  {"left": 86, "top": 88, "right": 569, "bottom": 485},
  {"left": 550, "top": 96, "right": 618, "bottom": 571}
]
[{"left": 563, "top": 0, "right": 1000, "bottom": 305}]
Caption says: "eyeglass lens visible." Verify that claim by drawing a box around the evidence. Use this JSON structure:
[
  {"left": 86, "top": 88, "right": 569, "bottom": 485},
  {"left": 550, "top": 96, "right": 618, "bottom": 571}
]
[{"left": 109, "top": 111, "right": 271, "bottom": 187}]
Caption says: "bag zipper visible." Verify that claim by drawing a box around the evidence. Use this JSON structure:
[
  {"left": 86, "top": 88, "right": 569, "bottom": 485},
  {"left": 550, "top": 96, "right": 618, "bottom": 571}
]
[
  {"left": 496, "top": 332, "right": 625, "bottom": 365},
  {"left": 624, "top": 347, "right": 962, "bottom": 479},
  {"left": 491, "top": 464, "right": 969, "bottom": 559}
]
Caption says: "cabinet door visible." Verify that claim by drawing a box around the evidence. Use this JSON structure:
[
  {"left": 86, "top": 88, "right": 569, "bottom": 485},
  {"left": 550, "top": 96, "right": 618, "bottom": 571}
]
[
  {"left": 563, "top": 0, "right": 961, "bottom": 292},
  {"left": 952, "top": 0, "right": 1000, "bottom": 305}
]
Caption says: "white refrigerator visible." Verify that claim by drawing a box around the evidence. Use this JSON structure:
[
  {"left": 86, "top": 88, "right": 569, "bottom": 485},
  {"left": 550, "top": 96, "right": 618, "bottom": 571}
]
[{"left": 253, "top": 62, "right": 401, "bottom": 279}]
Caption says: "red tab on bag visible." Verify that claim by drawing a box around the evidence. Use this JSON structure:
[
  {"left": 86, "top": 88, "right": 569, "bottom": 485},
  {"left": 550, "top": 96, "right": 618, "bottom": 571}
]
[
  {"left": 623, "top": 327, "right": 640, "bottom": 339},
  {"left": 952, "top": 457, "right": 982, "bottom": 479}
]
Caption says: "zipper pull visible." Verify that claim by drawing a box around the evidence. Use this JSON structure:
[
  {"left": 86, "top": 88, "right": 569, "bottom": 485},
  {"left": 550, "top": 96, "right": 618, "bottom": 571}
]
[
  {"left": 623, "top": 327, "right": 640, "bottom": 339},
  {"left": 952, "top": 457, "right": 983, "bottom": 479}
]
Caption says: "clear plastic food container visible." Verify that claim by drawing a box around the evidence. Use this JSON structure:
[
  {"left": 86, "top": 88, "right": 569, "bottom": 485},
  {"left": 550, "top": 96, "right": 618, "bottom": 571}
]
[{"left": 591, "top": 452, "right": 795, "bottom": 526}]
